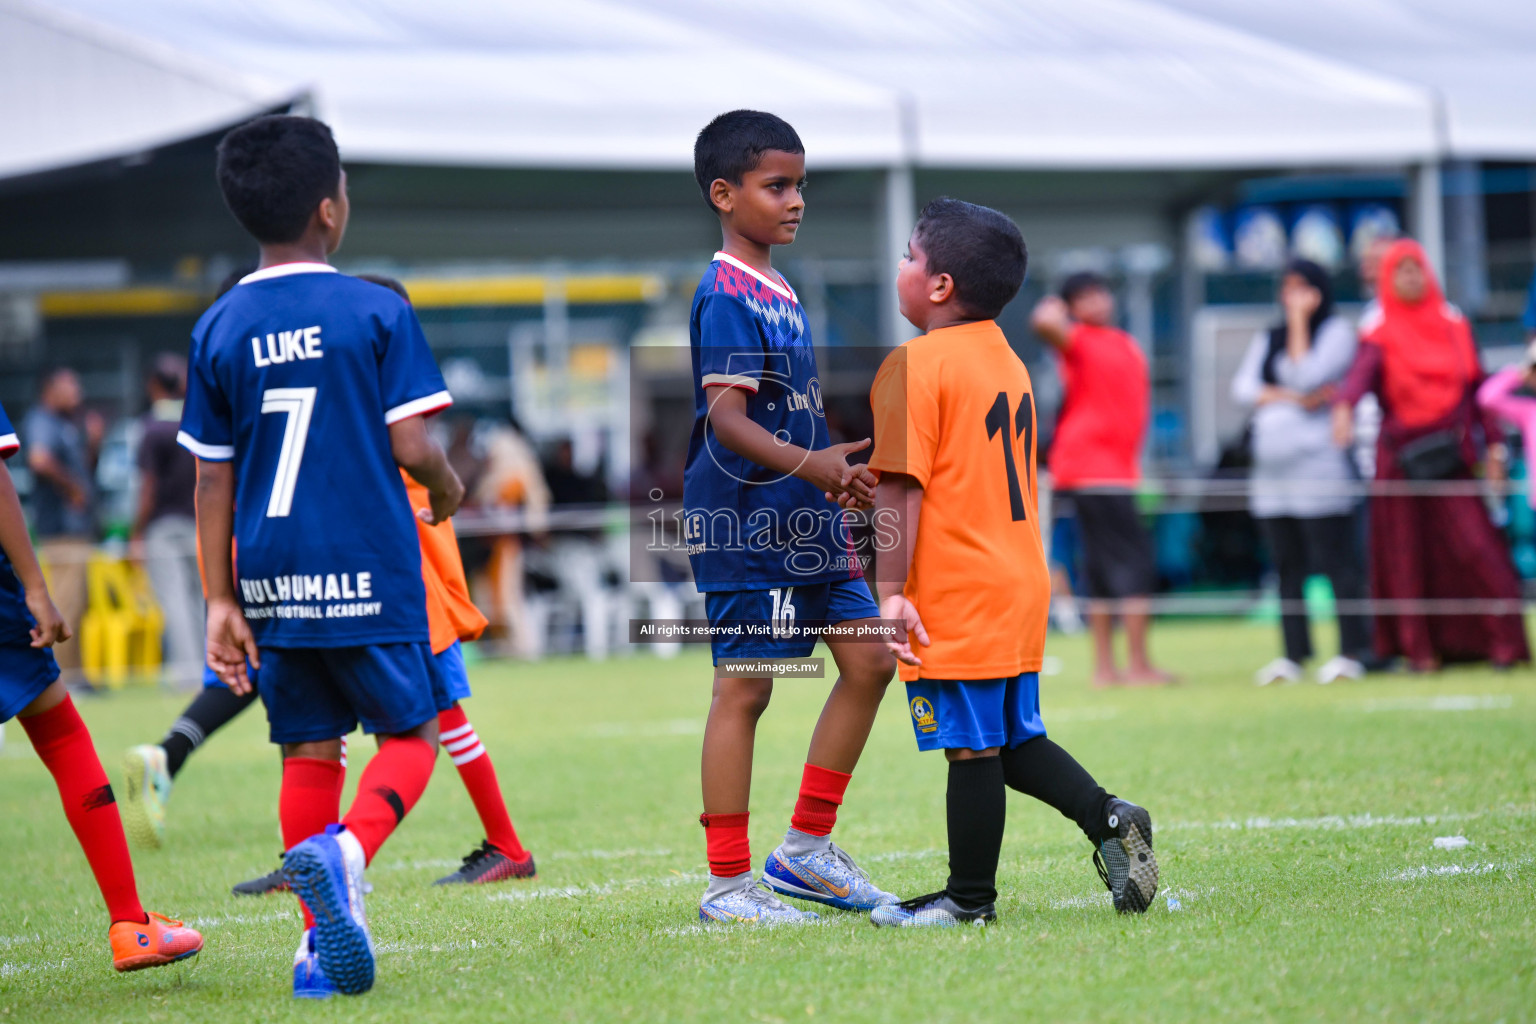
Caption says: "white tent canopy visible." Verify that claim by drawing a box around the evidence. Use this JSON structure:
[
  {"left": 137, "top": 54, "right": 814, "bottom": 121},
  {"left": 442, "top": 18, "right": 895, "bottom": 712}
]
[
  {"left": 28, "top": 0, "right": 1454, "bottom": 174},
  {"left": 1164, "top": 0, "right": 1536, "bottom": 160},
  {"left": 0, "top": 0, "right": 299, "bottom": 180}
]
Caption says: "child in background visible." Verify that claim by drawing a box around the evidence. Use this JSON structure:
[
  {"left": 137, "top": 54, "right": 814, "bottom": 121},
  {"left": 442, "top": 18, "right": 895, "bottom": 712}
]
[{"left": 0, "top": 400, "right": 203, "bottom": 970}]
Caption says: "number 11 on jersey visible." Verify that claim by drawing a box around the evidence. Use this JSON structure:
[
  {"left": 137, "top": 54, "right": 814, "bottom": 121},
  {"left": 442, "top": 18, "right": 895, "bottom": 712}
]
[{"left": 984, "top": 391, "right": 1033, "bottom": 522}]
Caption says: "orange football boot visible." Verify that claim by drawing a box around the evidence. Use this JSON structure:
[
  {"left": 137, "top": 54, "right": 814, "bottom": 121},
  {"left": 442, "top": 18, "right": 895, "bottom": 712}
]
[{"left": 110, "top": 911, "right": 204, "bottom": 972}]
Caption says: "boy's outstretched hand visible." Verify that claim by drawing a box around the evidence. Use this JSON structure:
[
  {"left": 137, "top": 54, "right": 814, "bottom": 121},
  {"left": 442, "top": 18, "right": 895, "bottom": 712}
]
[
  {"left": 25, "top": 588, "right": 70, "bottom": 648},
  {"left": 207, "top": 596, "right": 260, "bottom": 695},
  {"left": 824, "top": 465, "right": 879, "bottom": 510},
  {"left": 418, "top": 473, "right": 466, "bottom": 526},
  {"left": 880, "top": 592, "right": 929, "bottom": 667},
  {"left": 800, "top": 438, "right": 875, "bottom": 509}
]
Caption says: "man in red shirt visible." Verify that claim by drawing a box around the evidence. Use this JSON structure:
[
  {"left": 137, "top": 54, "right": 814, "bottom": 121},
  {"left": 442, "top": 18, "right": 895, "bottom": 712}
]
[{"left": 1032, "top": 273, "right": 1172, "bottom": 686}]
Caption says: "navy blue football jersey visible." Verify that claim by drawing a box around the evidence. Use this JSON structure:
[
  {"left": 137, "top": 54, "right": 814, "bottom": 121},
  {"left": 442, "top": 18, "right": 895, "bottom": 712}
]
[
  {"left": 178, "top": 264, "right": 451, "bottom": 647},
  {"left": 682, "top": 253, "right": 860, "bottom": 591},
  {"left": 0, "top": 401, "right": 37, "bottom": 646}
]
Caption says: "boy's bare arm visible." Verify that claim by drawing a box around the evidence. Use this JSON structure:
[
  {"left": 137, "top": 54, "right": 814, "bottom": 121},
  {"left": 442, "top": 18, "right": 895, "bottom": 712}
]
[
  {"left": 1030, "top": 296, "right": 1073, "bottom": 350},
  {"left": 874, "top": 472, "right": 928, "bottom": 665},
  {"left": 389, "top": 416, "right": 465, "bottom": 525},
  {"left": 0, "top": 462, "right": 68, "bottom": 647},
  {"left": 195, "top": 459, "right": 259, "bottom": 692},
  {"left": 704, "top": 385, "right": 874, "bottom": 507}
]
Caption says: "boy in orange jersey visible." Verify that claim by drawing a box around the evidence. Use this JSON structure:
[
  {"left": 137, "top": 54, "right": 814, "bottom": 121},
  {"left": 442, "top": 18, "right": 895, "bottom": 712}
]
[{"left": 866, "top": 199, "right": 1157, "bottom": 927}]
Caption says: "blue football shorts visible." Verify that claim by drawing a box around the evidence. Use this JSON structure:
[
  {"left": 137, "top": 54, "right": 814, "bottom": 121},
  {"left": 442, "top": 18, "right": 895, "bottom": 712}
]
[
  {"left": 0, "top": 642, "right": 59, "bottom": 723},
  {"left": 203, "top": 660, "right": 259, "bottom": 691},
  {"left": 256, "top": 642, "right": 438, "bottom": 744},
  {"left": 428, "top": 640, "right": 472, "bottom": 712},
  {"left": 705, "top": 576, "right": 881, "bottom": 665},
  {"left": 905, "top": 673, "right": 1046, "bottom": 752}
]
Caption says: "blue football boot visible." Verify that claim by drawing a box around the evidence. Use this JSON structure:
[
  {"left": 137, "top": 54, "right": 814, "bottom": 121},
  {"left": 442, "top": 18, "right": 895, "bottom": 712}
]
[
  {"left": 762, "top": 840, "right": 899, "bottom": 912},
  {"left": 282, "top": 824, "right": 374, "bottom": 994},
  {"left": 699, "top": 880, "right": 821, "bottom": 924},
  {"left": 292, "top": 928, "right": 336, "bottom": 999}
]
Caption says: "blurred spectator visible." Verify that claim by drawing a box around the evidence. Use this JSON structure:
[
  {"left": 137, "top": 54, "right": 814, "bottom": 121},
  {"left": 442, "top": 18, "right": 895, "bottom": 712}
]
[
  {"left": 543, "top": 438, "right": 613, "bottom": 659},
  {"left": 474, "top": 418, "right": 549, "bottom": 658},
  {"left": 131, "top": 355, "right": 203, "bottom": 687},
  {"left": 24, "top": 368, "right": 101, "bottom": 683},
  {"left": 1332, "top": 239, "right": 1529, "bottom": 670},
  {"left": 1232, "top": 259, "right": 1370, "bottom": 686},
  {"left": 1476, "top": 340, "right": 1536, "bottom": 511},
  {"left": 1031, "top": 274, "right": 1172, "bottom": 686}
]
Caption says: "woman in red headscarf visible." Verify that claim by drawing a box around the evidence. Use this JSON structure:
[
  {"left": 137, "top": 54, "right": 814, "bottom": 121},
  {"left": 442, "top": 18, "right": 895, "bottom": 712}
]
[{"left": 1331, "top": 239, "right": 1528, "bottom": 670}]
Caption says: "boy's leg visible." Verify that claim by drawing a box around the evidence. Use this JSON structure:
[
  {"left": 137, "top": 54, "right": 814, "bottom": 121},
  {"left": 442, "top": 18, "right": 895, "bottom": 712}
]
[
  {"left": 338, "top": 722, "right": 438, "bottom": 864},
  {"left": 998, "top": 736, "right": 1112, "bottom": 843},
  {"left": 162, "top": 684, "right": 260, "bottom": 778},
  {"left": 18, "top": 681, "right": 145, "bottom": 926},
  {"left": 434, "top": 702, "right": 536, "bottom": 883},
  {"left": 280, "top": 738, "right": 346, "bottom": 930},
  {"left": 701, "top": 674, "right": 772, "bottom": 881},
  {"left": 1088, "top": 605, "right": 1120, "bottom": 685},
  {"left": 943, "top": 747, "right": 1005, "bottom": 911}
]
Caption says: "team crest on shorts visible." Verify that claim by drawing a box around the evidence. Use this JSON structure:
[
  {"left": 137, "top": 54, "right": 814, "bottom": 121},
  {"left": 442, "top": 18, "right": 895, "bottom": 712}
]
[{"left": 909, "top": 696, "right": 937, "bottom": 734}]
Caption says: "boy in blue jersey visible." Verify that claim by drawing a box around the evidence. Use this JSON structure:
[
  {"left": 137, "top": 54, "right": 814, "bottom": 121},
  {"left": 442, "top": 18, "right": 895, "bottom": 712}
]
[
  {"left": 180, "top": 115, "right": 465, "bottom": 997},
  {"left": 0, "top": 402, "right": 204, "bottom": 971},
  {"left": 686, "top": 111, "right": 899, "bottom": 924}
]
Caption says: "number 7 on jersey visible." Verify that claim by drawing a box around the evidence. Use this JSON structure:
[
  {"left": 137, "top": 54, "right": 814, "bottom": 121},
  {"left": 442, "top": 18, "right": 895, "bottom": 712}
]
[{"left": 260, "top": 387, "right": 316, "bottom": 518}]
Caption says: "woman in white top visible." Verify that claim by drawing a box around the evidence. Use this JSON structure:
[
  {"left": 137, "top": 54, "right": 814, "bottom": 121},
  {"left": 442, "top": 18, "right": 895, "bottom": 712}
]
[{"left": 1231, "top": 259, "right": 1371, "bottom": 685}]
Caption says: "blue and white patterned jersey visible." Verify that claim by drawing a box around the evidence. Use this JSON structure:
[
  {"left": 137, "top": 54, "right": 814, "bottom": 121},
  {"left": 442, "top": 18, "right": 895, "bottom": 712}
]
[
  {"left": 0, "top": 401, "right": 36, "bottom": 646},
  {"left": 178, "top": 263, "right": 451, "bottom": 647},
  {"left": 682, "top": 252, "right": 859, "bottom": 592}
]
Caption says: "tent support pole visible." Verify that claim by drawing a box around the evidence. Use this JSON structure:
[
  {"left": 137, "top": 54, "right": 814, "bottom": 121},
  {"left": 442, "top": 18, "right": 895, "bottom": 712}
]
[
  {"left": 1409, "top": 160, "right": 1445, "bottom": 282},
  {"left": 881, "top": 164, "right": 916, "bottom": 348}
]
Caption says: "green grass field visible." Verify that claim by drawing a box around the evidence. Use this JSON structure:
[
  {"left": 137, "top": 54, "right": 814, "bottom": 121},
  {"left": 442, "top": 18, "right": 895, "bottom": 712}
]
[{"left": 2, "top": 619, "right": 1533, "bottom": 1022}]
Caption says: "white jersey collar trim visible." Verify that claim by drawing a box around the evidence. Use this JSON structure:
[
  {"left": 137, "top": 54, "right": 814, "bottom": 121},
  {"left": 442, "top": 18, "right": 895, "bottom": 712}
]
[
  {"left": 239, "top": 262, "right": 339, "bottom": 285},
  {"left": 713, "top": 252, "right": 797, "bottom": 303}
]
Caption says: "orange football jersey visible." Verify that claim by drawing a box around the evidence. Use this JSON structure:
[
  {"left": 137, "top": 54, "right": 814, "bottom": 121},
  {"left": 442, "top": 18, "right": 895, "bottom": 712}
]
[
  {"left": 867, "top": 320, "right": 1050, "bottom": 681},
  {"left": 402, "top": 470, "right": 489, "bottom": 654}
]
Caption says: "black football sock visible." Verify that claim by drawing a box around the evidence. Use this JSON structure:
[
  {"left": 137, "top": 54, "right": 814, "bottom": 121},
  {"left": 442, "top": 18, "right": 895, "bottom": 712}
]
[
  {"left": 945, "top": 755, "right": 1006, "bottom": 911},
  {"left": 160, "top": 687, "right": 259, "bottom": 778},
  {"left": 1000, "top": 737, "right": 1114, "bottom": 845}
]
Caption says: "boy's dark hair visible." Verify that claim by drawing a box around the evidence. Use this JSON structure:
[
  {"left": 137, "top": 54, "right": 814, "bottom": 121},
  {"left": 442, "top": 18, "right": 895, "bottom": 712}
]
[
  {"left": 355, "top": 273, "right": 411, "bottom": 302},
  {"left": 912, "top": 197, "right": 1028, "bottom": 320},
  {"left": 149, "top": 353, "right": 187, "bottom": 397},
  {"left": 216, "top": 116, "right": 342, "bottom": 244},
  {"left": 693, "top": 110, "right": 803, "bottom": 212},
  {"left": 1059, "top": 271, "right": 1109, "bottom": 305}
]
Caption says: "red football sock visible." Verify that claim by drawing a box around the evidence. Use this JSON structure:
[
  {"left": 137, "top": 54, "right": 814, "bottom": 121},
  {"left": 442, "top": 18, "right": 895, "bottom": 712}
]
[
  {"left": 790, "top": 763, "right": 852, "bottom": 837},
  {"left": 700, "top": 811, "right": 751, "bottom": 878},
  {"left": 280, "top": 756, "right": 344, "bottom": 930},
  {"left": 20, "top": 697, "right": 146, "bottom": 925},
  {"left": 439, "top": 706, "right": 526, "bottom": 860},
  {"left": 341, "top": 736, "right": 436, "bottom": 866}
]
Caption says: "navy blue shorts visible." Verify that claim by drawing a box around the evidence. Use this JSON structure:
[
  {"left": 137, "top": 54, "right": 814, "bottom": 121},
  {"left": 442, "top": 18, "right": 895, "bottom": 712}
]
[
  {"left": 0, "top": 643, "right": 59, "bottom": 723},
  {"left": 203, "top": 661, "right": 259, "bottom": 691},
  {"left": 256, "top": 643, "right": 438, "bottom": 744},
  {"left": 428, "top": 641, "right": 472, "bottom": 712},
  {"left": 705, "top": 577, "right": 880, "bottom": 665},
  {"left": 905, "top": 673, "right": 1046, "bottom": 752}
]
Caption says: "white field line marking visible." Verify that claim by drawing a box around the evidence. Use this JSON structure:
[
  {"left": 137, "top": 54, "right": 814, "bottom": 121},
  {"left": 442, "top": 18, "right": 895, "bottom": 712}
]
[
  {"left": 187, "top": 911, "right": 294, "bottom": 927},
  {"left": 1051, "top": 885, "right": 1213, "bottom": 911},
  {"left": 0, "top": 937, "right": 497, "bottom": 978},
  {"left": 0, "top": 934, "right": 40, "bottom": 949},
  {"left": 1355, "top": 695, "right": 1514, "bottom": 713},
  {"left": 0, "top": 959, "right": 71, "bottom": 977},
  {"left": 1162, "top": 806, "right": 1536, "bottom": 833},
  {"left": 1387, "top": 857, "right": 1531, "bottom": 882},
  {"left": 863, "top": 849, "right": 945, "bottom": 863},
  {"left": 378, "top": 848, "right": 676, "bottom": 872},
  {"left": 585, "top": 719, "right": 704, "bottom": 738},
  {"left": 490, "top": 873, "right": 707, "bottom": 902}
]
